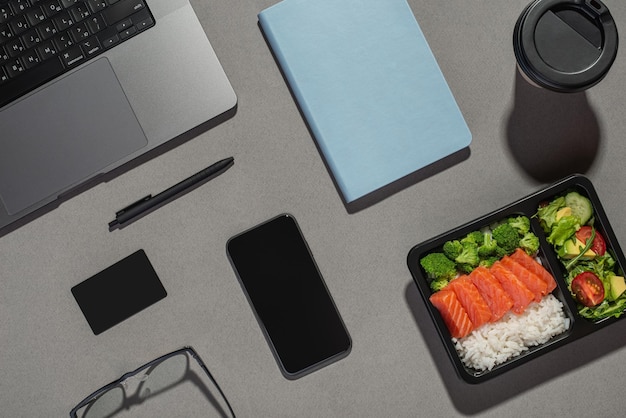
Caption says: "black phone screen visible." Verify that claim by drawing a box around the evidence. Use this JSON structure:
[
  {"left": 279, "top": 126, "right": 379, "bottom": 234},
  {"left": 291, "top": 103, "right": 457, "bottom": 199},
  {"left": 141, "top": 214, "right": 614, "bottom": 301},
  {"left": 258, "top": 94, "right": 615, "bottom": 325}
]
[{"left": 227, "top": 214, "right": 351, "bottom": 379}]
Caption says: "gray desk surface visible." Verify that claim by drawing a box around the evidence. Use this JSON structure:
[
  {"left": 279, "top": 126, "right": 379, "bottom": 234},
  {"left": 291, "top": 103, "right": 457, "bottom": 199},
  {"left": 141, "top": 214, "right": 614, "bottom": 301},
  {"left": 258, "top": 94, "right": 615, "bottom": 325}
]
[{"left": 2, "top": 0, "right": 626, "bottom": 416}]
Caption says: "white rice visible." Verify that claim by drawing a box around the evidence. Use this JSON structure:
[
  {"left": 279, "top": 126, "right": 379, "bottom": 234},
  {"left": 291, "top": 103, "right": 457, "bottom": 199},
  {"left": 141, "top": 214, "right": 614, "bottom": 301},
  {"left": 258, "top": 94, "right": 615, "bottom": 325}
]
[{"left": 452, "top": 294, "right": 570, "bottom": 372}]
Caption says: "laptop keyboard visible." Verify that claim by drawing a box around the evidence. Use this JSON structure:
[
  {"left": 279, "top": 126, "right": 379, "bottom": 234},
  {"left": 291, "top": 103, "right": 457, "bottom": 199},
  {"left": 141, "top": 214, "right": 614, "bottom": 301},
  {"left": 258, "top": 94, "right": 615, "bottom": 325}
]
[{"left": 0, "top": 0, "right": 155, "bottom": 108}]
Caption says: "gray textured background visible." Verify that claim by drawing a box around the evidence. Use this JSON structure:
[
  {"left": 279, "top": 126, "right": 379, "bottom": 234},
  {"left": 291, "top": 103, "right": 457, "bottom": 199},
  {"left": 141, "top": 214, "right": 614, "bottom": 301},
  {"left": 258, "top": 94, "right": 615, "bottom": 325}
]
[{"left": 2, "top": 0, "right": 625, "bottom": 416}]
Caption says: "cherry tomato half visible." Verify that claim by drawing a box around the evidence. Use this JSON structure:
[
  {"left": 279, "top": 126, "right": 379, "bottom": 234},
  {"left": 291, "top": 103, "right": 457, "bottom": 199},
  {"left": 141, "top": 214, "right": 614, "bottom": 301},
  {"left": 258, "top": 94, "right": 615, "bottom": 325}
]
[
  {"left": 571, "top": 271, "right": 605, "bottom": 307},
  {"left": 575, "top": 226, "right": 606, "bottom": 256}
]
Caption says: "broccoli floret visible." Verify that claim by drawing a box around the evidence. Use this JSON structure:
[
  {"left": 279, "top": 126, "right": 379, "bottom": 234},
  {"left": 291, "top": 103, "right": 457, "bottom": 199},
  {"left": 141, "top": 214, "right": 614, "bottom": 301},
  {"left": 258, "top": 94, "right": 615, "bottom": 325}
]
[
  {"left": 457, "top": 263, "right": 475, "bottom": 274},
  {"left": 478, "top": 256, "right": 499, "bottom": 268},
  {"left": 429, "top": 279, "right": 449, "bottom": 292},
  {"left": 456, "top": 242, "right": 479, "bottom": 267},
  {"left": 420, "top": 252, "right": 457, "bottom": 281},
  {"left": 478, "top": 233, "right": 498, "bottom": 257},
  {"left": 491, "top": 223, "right": 520, "bottom": 253},
  {"left": 508, "top": 216, "right": 531, "bottom": 236},
  {"left": 442, "top": 240, "right": 463, "bottom": 260},
  {"left": 461, "top": 231, "right": 485, "bottom": 245},
  {"left": 519, "top": 232, "right": 540, "bottom": 255},
  {"left": 493, "top": 245, "right": 508, "bottom": 258}
]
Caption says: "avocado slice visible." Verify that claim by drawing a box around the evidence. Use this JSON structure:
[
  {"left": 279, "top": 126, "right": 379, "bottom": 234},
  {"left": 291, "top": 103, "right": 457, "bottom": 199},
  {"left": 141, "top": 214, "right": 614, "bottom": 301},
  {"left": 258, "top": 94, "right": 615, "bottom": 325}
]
[
  {"left": 561, "top": 238, "right": 596, "bottom": 259},
  {"left": 610, "top": 276, "right": 626, "bottom": 300},
  {"left": 556, "top": 207, "right": 572, "bottom": 221}
]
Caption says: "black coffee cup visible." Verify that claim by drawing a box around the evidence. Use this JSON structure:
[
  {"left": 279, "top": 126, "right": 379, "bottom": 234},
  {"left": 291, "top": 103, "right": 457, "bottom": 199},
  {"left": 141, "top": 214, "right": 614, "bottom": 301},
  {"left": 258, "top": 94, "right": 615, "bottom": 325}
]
[{"left": 513, "top": 0, "right": 618, "bottom": 93}]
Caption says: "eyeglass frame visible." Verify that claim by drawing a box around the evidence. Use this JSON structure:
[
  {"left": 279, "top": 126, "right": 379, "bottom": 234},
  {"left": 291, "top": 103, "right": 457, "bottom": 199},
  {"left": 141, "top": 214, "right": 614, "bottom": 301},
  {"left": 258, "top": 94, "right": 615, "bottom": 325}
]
[{"left": 69, "top": 346, "right": 235, "bottom": 418}]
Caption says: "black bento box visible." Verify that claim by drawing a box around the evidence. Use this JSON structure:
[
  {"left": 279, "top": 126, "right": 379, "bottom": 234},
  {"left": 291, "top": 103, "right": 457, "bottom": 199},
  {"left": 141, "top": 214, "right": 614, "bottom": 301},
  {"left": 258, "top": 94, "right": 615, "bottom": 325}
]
[{"left": 407, "top": 174, "right": 626, "bottom": 383}]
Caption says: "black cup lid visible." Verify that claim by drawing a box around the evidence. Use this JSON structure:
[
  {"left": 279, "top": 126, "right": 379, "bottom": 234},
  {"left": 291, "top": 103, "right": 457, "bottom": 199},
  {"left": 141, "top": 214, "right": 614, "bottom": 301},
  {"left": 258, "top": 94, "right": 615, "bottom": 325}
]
[{"left": 514, "top": 0, "right": 618, "bottom": 92}]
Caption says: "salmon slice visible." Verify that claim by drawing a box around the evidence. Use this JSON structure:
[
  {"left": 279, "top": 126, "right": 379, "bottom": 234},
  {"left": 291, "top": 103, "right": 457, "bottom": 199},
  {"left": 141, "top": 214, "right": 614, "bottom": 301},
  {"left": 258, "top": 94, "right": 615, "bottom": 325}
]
[
  {"left": 429, "top": 289, "right": 473, "bottom": 339},
  {"left": 500, "top": 256, "right": 547, "bottom": 302},
  {"left": 490, "top": 262, "right": 535, "bottom": 314},
  {"left": 469, "top": 266, "right": 513, "bottom": 322},
  {"left": 510, "top": 248, "right": 557, "bottom": 293},
  {"left": 446, "top": 275, "right": 492, "bottom": 329}
]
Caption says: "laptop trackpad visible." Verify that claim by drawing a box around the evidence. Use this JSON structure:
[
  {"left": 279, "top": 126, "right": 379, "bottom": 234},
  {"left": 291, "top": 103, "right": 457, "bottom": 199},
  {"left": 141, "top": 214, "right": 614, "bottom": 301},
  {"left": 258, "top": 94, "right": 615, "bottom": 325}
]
[{"left": 0, "top": 58, "right": 148, "bottom": 215}]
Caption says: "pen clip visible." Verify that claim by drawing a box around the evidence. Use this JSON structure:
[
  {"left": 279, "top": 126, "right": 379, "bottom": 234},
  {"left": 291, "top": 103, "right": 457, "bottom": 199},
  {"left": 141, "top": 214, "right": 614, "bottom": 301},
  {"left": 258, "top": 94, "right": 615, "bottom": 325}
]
[{"left": 115, "top": 195, "right": 152, "bottom": 217}]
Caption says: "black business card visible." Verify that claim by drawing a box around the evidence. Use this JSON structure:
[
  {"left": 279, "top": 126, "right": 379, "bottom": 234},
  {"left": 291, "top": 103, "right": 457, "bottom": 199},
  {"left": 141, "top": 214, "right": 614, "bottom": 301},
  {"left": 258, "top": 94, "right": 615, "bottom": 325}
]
[{"left": 71, "top": 250, "right": 167, "bottom": 335}]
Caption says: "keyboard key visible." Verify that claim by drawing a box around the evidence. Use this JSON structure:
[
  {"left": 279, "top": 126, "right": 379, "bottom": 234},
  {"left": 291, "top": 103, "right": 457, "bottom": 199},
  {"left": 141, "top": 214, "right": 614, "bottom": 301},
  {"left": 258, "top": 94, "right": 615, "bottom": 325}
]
[
  {"left": 52, "top": 31, "right": 72, "bottom": 50},
  {"left": 22, "top": 50, "right": 41, "bottom": 69},
  {"left": 60, "top": 43, "right": 83, "bottom": 66},
  {"left": 0, "top": 23, "right": 13, "bottom": 43},
  {"left": 42, "top": 0, "right": 63, "bottom": 17},
  {"left": 0, "top": 5, "right": 13, "bottom": 24},
  {"left": 118, "top": 25, "right": 134, "bottom": 39},
  {"left": 85, "top": 13, "right": 104, "bottom": 33},
  {"left": 98, "top": 30, "right": 117, "bottom": 48},
  {"left": 20, "top": 28, "right": 42, "bottom": 48},
  {"left": 134, "top": 16, "right": 151, "bottom": 31},
  {"left": 69, "top": 2, "right": 90, "bottom": 21},
  {"left": 36, "top": 39, "right": 57, "bottom": 59},
  {"left": 53, "top": 10, "right": 74, "bottom": 30},
  {"left": 12, "top": 0, "right": 30, "bottom": 14},
  {"left": 86, "top": 0, "right": 106, "bottom": 12},
  {"left": 4, "top": 57, "right": 25, "bottom": 77},
  {"left": 38, "top": 20, "right": 57, "bottom": 39},
  {"left": 115, "top": 17, "right": 130, "bottom": 31},
  {"left": 8, "top": 15, "right": 29, "bottom": 35},
  {"left": 68, "top": 21, "right": 89, "bottom": 42},
  {"left": 25, "top": 6, "right": 47, "bottom": 26},
  {"left": 79, "top": 36, "right": 100, "bottom": 56},
  {"left": 5, "top": 37, "right": 24, "bottom": 56}
]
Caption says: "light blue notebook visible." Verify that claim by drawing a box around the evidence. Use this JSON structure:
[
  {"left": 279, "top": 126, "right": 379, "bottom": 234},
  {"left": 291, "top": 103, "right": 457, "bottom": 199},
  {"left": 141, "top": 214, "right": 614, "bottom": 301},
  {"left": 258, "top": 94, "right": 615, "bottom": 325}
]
[{"left": 259, "top": 0, "right": 471, "bottom": 203}]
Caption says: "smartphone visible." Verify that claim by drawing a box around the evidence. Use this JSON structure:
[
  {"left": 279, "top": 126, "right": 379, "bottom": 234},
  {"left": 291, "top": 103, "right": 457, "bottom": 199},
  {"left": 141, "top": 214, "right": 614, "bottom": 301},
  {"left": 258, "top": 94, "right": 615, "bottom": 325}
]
[{"left": 227, "top": 214, "right": 351, "bottom": 379}]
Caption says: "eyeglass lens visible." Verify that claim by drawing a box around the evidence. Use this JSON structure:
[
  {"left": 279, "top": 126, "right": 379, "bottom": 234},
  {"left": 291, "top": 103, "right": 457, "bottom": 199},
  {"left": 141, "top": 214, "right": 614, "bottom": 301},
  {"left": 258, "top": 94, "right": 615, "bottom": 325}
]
[
  {"left": 83, "top": 387, "right": 124, "bottom": 418},
  {"left": 138, "top": 353, "right": 188, "bottom": 399}
]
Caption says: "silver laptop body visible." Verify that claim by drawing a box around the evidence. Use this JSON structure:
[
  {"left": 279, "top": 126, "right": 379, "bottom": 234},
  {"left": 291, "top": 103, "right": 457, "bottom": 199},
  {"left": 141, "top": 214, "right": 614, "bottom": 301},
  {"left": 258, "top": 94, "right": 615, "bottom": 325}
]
[{"left": 0, "top": 0, "right": 237, "bottom": 234}]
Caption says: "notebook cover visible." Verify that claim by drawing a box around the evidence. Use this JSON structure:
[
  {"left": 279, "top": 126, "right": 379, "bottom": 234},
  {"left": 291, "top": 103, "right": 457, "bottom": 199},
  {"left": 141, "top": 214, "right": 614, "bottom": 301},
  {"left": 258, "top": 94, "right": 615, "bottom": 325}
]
[{"left": 259, "top": 0, "right": 471, "bottom": 203}]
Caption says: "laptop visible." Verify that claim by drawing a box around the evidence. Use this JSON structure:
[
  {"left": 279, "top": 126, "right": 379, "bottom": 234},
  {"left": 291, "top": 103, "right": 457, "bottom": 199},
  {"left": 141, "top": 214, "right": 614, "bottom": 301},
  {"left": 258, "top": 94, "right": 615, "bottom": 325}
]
[{"left": 0, "top": 0, "right": 237, "bottom": 234}]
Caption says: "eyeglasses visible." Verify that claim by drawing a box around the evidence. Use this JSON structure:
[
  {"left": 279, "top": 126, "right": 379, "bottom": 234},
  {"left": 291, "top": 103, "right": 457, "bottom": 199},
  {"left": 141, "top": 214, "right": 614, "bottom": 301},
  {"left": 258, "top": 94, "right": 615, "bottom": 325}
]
[{"left": 70, "top": 347, "right": 235, "bottom": 418}]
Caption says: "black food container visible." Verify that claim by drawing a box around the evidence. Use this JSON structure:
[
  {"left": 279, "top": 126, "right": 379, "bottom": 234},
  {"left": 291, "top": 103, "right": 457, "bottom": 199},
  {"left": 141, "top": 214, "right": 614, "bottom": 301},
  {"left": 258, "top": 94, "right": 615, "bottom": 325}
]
[{"left": 407, "top": 174, "right": 626, "bottom": 383}]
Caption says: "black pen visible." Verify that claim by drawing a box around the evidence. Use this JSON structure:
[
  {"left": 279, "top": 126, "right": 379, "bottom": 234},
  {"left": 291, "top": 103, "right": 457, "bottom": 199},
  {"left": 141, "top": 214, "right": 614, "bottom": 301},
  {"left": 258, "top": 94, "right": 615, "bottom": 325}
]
[{"left": 109, "top": 157, "right": 234, "bottom": 229}]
